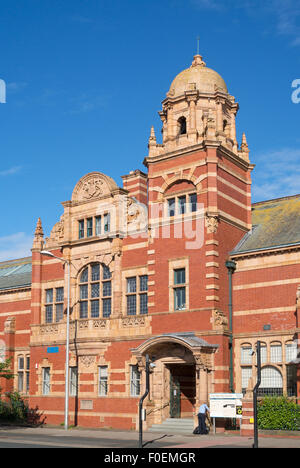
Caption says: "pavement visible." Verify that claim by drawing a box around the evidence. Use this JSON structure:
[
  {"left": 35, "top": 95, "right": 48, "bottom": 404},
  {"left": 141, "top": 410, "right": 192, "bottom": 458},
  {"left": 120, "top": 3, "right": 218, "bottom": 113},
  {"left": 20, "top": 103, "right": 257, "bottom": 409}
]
[{"left": 0, "top": 424, "right": 299, "bottom": 449}]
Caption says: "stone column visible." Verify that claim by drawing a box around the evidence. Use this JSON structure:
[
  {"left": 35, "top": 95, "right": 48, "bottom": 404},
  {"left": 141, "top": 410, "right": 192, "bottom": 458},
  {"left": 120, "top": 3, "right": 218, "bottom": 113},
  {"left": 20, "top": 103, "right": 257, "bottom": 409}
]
[{"left": 3, "top": 317, "right": 16, "bottom": 393}]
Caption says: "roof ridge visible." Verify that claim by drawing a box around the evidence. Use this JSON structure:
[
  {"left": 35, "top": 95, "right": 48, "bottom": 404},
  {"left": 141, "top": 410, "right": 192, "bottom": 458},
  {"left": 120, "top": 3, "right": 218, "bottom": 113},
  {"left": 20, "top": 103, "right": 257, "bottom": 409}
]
[{"left": 252, "top": 193, "right": 300, "bottom": 207}]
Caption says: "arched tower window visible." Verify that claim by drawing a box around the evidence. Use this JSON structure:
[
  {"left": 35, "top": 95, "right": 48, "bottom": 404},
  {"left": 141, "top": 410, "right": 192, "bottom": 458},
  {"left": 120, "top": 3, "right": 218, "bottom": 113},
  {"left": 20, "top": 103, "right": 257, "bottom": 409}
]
[
  {"left": 79, "top": 263, "right": 112, "bottom": 319},
  {"left": 178, "top": 116, "right": 187, "bottom": 135}
]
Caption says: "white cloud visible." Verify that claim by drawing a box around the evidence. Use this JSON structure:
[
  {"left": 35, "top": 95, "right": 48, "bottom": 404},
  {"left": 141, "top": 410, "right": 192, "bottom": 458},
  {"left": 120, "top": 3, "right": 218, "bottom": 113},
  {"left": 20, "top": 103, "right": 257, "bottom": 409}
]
[
  {"left": 0, "top": 166, "right": 22, "bottom": 176},
  {"left": 252, "top": 148, "right": 300, "bottom": 201},
  {"left": 191, "top": 0, "right": 300, "bottom": 46},
  {"left": 0, "top": 232, "right": 32, "bottom": 262}
]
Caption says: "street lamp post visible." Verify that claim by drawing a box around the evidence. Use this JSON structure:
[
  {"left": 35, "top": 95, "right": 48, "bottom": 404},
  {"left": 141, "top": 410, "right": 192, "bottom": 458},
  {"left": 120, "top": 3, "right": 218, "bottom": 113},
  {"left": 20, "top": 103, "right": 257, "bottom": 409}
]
[
  {"left": 40, "top": 250, "right": 71, "bottom": 431},
  {"left": 253, "top": 340, "right": 261, "bottom": 449}
]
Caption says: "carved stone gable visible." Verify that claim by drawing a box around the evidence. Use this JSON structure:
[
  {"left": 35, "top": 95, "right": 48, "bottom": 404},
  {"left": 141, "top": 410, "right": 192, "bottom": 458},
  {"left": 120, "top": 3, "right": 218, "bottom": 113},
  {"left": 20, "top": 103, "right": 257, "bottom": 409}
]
[{"left": 71, "top": 172, "right": 118, "bottom": 203}]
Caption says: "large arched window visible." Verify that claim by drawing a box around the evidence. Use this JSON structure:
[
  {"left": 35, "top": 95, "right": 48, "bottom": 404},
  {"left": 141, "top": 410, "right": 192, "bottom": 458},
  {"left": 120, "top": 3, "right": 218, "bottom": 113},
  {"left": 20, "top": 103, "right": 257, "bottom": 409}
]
[
  {"left": 259, "top": 366, "right": 283, "bottom": 397},
  {"left": 79, "top": 263, "right": 112, "bottom": 319}
]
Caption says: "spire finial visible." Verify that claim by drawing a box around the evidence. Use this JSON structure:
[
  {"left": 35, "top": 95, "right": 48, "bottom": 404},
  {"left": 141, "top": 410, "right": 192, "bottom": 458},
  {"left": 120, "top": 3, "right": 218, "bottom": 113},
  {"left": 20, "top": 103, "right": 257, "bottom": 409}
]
[
  {"left": 148, "top": 126, "right": 156, "bottom": 145},
  {"left": 34, "top": 217, "right": 44, "bottom": 239},
  {"left": 197, "top": 36, "right": 200, "bottom": 55}
]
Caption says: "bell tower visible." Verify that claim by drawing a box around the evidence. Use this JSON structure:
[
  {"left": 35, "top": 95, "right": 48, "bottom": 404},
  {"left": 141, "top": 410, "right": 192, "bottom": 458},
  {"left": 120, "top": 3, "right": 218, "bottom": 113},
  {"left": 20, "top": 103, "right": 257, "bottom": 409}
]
[{"left": 143, "top": 51, "right": 254, "bottom": 339}]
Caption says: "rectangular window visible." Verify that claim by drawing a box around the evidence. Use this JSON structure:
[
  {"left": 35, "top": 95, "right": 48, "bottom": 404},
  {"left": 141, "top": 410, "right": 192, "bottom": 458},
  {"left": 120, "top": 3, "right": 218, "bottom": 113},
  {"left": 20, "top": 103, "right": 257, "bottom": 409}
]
[
  {"left": 103, "top": 281, "right": 111, "bottom": 297},
  {"left": 80, "top": 301, "right": 88, "bottom": 319},
  {"left": 102, "top": 298, "right": 111, "bottom": 318},
  {"left": 168, "top": 198, "right": 175, "bottom": 217},
  {"left": 104, "top": 213, "right": 110, "bottom": 232},
  {"left": 46, "top": 289, "right": 53, "bottom": 304},
  {"left": 92, "top": 264, "right": 100, "bottom": 281},
  {"left": 174, "top": 268, "right": 185, "bottom": 285},
  {"left": 69, "top": 367, "right": 78, "bottom": 397},
  {"left": 173, "top": 268, "right": 186, "bottom": 310},
  {"left": 98, "top": 366, "right": 108, "bottom": 396},
  {"left": 130, "top": 365, "right": 141, "bottom": 397},
  {"left": 80, "top": 284, "right": 88, "bottom": 300},
  {"left": 189, "top": 193, "right": 197, "bottom": 212},
  {"left": 56, "top": 303, "right": 64, "bottom": 322},
  {"left": 56, "top": 287, "right": 64, "bottom": 303},
  {"left": 241, "top": 367, "right": 252, "bottom": 392},
  {"left": 42, "top": 367, "right": 50, "bottom": 395},
  {"left": 127, "top": 295, "right": 137, "bottom": 315},
  {"left": 95, "top": 216, "right": 102, "bottom": 236},
  {"left": 241, "top": 346, "right": 253, "bottom": 365},
  {"left": 126, "top": 275, "right": 148, "bottom": 316},
  {"left": 87, "top": 218, "right": 93, "bottom": 237},
  {"left": 91, "top": 299, "right": 100, "bottom": 318},
  {"left": 103, "top": 265, "right": 111, "bottom": 280},
  {"left": 127, "top": 277, "right": 137, "bottom": 293},
  {"left": 79, "top": 220, "right": 84, "bottom": 239},
  {"left": 139, "top": 275, "right": 148, "bottom": 292},
  {"left": 178, "top": 195, "right": 186, "bottom": 214},
  {"left": 18, "top": 356, "right": 24, "bottom": 393},
  {"left": 270, "top": 344, "right": 282, "bottom": 363},
  {"left": 26, "top": 358, "right": 30, "bottom": 394},
  {"left": 91, "top": 282, "right": 100, "bottom": 298},
  {"left": 174, "top": 287, "right": 186, "bottom": 310},
  {"left": 286, "top": 342, "right": 297, "bottom": 363},
  {"left": 45, "top": 305, "right": 53, "bottom": 323},
  {"left": 45, "top": 287, "right": 63, "bottom": 324},
  {"left": 140, "top": 293, "right": 148, "bottom": 315}
]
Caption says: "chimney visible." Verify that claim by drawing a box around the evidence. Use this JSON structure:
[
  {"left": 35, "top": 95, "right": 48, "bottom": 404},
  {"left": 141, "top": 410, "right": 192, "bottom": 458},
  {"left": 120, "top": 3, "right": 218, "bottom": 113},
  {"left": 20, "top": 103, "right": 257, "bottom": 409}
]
[{"left": 121, "top": 170, "right": 148, "bottom": 205}]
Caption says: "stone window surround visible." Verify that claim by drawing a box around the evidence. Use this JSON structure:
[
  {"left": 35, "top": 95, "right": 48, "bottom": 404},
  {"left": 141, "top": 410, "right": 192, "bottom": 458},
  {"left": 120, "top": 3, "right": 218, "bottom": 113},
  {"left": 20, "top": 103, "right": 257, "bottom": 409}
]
[
  {"left": 42, "top": 281, "right": 65, "bottom": 324},
  {"left": 15, "top": 352, "right": 30, "bottom": 394},
  {"left": 168, "top": 257, "right": 189, "bottom": 312},
  {"left": 77, "top": 263, "right": 112, "bottom": 320},
  {"left": 122, "top": 266, "right": 148, "bottom": 317}
]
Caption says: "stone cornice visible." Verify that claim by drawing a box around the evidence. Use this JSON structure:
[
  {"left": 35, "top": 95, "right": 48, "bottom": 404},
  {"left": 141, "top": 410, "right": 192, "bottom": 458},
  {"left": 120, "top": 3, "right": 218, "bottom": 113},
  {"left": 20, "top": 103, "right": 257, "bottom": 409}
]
[{"left": 144, "top": 140, "right": 252, "bottom": 173}]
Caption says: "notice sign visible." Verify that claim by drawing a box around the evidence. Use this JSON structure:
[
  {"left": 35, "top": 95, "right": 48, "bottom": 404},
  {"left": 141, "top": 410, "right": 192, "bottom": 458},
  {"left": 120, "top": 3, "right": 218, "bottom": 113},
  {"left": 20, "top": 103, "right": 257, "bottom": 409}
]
[{"left": 209, "top": 393, "right": 243, "bottom": 419}]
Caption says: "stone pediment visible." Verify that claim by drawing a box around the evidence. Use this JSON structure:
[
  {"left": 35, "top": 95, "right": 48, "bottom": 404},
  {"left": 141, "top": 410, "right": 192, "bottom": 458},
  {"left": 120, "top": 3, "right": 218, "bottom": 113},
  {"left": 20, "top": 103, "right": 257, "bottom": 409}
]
[{"left": 71, "top": 172, "right": 118, "bottom": 204}]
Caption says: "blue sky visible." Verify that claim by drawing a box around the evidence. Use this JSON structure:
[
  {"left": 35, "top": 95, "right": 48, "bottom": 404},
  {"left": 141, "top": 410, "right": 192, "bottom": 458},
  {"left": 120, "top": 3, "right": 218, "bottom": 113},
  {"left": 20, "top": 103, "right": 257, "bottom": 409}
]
[{"left": 0, "top": 0, "right": 300, "bottom": 260}]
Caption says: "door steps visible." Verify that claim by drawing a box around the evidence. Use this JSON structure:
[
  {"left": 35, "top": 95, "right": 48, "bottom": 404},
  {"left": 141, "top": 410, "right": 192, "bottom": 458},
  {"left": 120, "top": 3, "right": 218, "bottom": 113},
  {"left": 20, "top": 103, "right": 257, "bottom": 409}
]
[{"left": 148, "top": 418, "right": 195, "bottom": 435}]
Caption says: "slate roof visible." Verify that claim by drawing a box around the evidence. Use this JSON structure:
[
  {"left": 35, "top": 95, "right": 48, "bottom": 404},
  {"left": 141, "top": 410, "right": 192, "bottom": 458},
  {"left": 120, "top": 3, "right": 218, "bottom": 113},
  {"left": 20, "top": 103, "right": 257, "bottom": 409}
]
[
  {"left": 232, "top": 194, "right": 300, "bottom": 255},
  {"left": 0, "top": 257, "right": 32, "bottom": 291}
]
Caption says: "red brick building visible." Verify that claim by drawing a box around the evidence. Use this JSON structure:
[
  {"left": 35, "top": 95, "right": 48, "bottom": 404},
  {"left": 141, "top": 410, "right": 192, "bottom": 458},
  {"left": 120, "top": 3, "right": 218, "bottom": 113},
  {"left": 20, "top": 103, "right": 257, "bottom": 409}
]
[{"left": 0, "top": 53, "right": 299, "bottom": 430}]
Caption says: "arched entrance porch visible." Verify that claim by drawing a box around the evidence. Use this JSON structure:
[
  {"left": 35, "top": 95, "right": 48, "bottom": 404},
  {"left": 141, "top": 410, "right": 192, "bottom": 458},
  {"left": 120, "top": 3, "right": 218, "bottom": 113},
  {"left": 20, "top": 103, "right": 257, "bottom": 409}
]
[{"left": 132, "top": 332, "right": 218, "bottom": 429}]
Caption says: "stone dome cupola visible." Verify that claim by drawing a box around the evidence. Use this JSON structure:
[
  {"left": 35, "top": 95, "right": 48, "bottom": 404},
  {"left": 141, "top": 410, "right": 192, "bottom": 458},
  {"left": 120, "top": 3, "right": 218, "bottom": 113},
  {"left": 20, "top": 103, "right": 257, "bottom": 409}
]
[
  {"left": 147, "top": 53, "right": 250, "bottom": 164},
  {"left": 168, "top": 54, "right": 228, "bottom": 97}
]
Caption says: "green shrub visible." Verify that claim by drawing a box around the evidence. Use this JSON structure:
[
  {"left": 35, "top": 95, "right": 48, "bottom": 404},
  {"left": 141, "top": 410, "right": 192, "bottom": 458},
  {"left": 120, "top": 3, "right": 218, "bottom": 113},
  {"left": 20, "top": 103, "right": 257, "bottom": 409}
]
[{"left": 257, "top": 396, "right": 300, "bottom": 431}]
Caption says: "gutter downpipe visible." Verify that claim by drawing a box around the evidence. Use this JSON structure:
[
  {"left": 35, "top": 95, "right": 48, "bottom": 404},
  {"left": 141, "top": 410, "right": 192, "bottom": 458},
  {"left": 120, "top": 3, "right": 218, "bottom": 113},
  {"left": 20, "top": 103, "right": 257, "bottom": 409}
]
[
  {"left": 138, "top": 354, "right": 150, "bottom": 448},
  {"left": 226, "top": 260, "right": 236, "bottom": 393}
]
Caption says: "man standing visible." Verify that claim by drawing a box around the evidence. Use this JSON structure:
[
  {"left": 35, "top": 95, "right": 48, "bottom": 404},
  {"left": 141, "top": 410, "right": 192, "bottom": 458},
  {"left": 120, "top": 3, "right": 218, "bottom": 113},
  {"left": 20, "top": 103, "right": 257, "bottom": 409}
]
[{"left": 198, "top": 403, "right": 209, "bottom": 434}]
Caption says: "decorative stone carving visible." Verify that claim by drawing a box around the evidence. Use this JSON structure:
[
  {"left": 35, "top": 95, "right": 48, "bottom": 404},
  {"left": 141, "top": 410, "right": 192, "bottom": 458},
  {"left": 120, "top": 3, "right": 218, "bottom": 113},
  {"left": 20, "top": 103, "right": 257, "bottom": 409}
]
[
  {"left": 121, "top": 316, "right": 146, "bottom": 327},
  {"left": 211, "top": 309, "right": 228, "bottom": 330},
  {"left": 205, "top": 215, "right": 219, "bottom": 234},
  {"left": 72, "top": 172, "right": 118, "bottom": 203},
  {"left": 93, "top": 319, "right": 107, "bottom": 329},
  {"left": 45, "top": 214, "right": 64, "bottom": 248},
  {"left": 4, "top": 317, "right": 15, "bottom": 334},
  {"left": 79, "top": 355, "right": 96, "bottom": 368}
]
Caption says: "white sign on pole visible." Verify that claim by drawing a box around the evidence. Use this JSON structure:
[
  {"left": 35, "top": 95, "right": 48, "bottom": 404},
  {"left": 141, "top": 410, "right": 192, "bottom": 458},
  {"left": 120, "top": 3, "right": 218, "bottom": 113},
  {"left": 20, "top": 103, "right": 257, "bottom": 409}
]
[{"left": 209, "top": 393, "right": 243, "bottom": 419}]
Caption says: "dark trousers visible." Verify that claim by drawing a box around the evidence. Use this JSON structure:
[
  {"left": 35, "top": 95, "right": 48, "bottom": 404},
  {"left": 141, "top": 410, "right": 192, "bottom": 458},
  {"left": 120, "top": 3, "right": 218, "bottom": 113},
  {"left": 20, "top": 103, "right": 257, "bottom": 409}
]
[{"left": 198, "top": 413, "right": 207, "bottom": 434}]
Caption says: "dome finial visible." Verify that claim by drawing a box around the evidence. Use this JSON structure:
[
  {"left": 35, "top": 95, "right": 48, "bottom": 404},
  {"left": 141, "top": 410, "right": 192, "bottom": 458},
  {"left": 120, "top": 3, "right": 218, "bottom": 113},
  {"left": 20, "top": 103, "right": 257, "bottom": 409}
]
[{"left": 191, "top": 54, "right": 206, "bottom": 68}]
